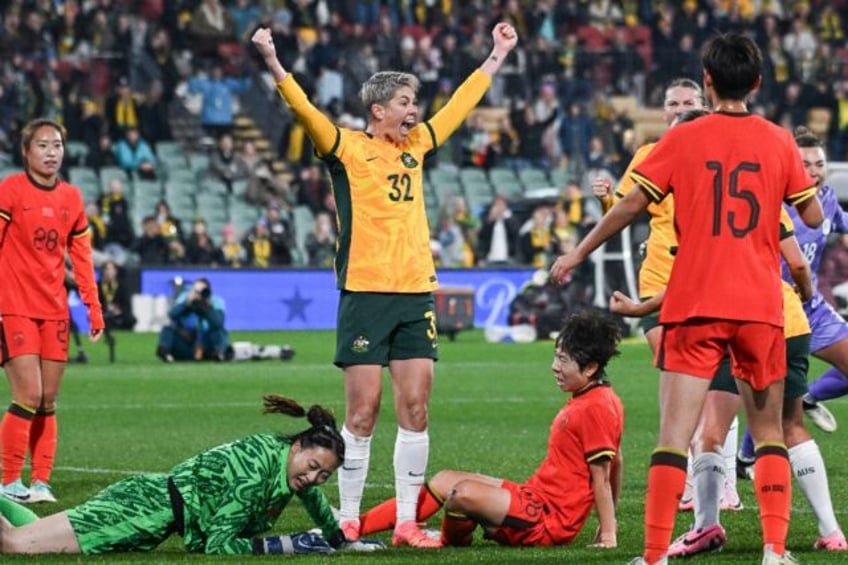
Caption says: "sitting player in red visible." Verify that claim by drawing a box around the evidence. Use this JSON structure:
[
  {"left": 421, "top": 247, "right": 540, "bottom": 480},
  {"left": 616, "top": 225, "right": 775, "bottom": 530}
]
[{"left": 348, "top": 310, "right": 624, "bottom": 549}]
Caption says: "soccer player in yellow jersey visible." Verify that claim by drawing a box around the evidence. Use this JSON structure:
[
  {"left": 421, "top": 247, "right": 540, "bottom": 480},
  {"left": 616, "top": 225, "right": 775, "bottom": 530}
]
[
  {"left": 593, "top": 78, "right": 704, "bottom": 354},
  {"left": 252, "top": 23, "right": 518, "bottom": 549}
]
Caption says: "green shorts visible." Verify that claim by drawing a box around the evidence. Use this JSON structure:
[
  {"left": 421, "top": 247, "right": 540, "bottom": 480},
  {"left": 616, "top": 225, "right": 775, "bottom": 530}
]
[
  {"left": 66, "top": 474, "right": 176, "bottom": 554},
  {"left": 334, "top": 291, "right": 438, "bottom": 367},
  {"left": 639, "top": 297, "right": 661, "bottom": 335},
  {"left": 709, "top": 334, "right": 810, "bottom": 399}
]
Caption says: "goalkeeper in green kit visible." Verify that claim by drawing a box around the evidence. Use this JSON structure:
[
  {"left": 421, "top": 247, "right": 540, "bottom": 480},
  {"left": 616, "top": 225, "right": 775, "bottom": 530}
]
[{"left": 0, "top": 395, "right": 383, "bottom": 556}]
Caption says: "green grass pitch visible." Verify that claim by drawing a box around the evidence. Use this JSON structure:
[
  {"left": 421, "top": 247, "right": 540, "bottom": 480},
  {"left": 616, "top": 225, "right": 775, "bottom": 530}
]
[{"left": 2, "top": 329, "right": 846, "bottom": 563}]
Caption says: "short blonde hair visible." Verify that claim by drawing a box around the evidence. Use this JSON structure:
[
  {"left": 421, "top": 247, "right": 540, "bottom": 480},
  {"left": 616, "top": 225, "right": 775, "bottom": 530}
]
[{"left": 359, "top": 72, "right": 420, "bottom": 109}]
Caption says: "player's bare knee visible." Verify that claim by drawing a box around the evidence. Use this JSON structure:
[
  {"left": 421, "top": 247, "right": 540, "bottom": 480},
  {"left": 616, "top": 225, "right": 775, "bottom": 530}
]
[{"left": 444, "top": 481, "right": 474, "bottom": 512}]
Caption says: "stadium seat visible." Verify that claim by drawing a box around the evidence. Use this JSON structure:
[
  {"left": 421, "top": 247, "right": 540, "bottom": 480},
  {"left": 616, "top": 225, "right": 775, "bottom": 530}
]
[
  {"left": 68, "top": 166, "right": 101, "bottom": 202},
  {"left": 518, "top": 168, "right": 553, "bottom": 191},
  {"left": 459, "top": 167, "right": 487, "bottom": 186},
  {"left": 99, "top": 166, "right": 130, "bottom": 194},
  {"left": 548, "top": 168, "right": 572, "bottom": 189},
  {"left": 66, "top": 140, "right": 89, "bottom": 164},
  {"left": 429, "top": 167, "right": 458, "bottom": 186},
  {"left": 488, "top": 167, "right": 522, "bottom": 197}
]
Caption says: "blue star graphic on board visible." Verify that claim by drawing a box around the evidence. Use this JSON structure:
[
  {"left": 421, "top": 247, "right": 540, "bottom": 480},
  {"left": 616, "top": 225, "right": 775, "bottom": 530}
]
[{"left": 282, "top": 287, "right": 313, "bottom": 322}]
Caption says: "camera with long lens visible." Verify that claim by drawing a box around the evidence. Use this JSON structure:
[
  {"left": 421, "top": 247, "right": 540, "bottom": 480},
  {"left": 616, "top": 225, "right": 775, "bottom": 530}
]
[{"left": 200, "top": 287, "right": 211, "bottom": 300}]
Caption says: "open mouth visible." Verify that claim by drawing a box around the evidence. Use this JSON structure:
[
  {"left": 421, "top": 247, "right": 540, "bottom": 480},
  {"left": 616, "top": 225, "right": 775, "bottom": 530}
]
[{"left": 400, "top": 117, "right": 416, "bottom": 135}]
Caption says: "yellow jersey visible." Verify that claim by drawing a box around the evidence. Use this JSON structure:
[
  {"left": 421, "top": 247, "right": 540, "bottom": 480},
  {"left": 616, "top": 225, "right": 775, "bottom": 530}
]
[
  {"left": 779, "top": 207, "right": 810, "bottom": 338},
  {"left": 277, "top": 70, "right": 492, "bottom": 292},
  {"left": 614, "top": 142, "right": 676, "bottom": 297}
]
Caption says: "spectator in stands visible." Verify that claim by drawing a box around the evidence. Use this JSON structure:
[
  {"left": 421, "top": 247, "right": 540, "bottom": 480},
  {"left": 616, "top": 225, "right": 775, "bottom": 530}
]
[
  {"left": 157, "top": 277, "right": 229, "bottom": 362},
  {"left": 243, "top": 218, "right": 274, "bottom": 268},
  {"left": 185, "top": 218, "right": 224, "bottom": 266},
  {"left": 264, "top": 204, "right": 295, "bottom": 266},
  {"left": 133, "top": 215, "right": 170, "bottom": 265},
  {"left": 98, "top": 177, "right": 134, "bottom": 249},
  {"left": 305, "top": 211, "right": 337, "bottom": 268},
  {"left": 819, "top": 234, "right": 848, "bottom": 309},
  {"left": 220, "top": 223, "right": 246, "bottom": 267},
  {"left": 477, "top": 194, "right": 519, "bottom": 266},
  {"left": 558, "top": 102, "right": 593, "bottom": 174},
  {"left": 98, "top": 259, "right": 136, "bottom": 331},
  {"left": 296, "top": 163, "right": 332, "bottom": 215},
  {"left": 188, "top": 63, "right": 251, "bottom": 140},
  {"left": 510, "top": 102, "right": 558, "bottom": 170},
  {"left": 518, "top": 205, "right": 554, "bottom": 268},
  {"left": 228, "top": 0, "right": 262, "bottom": 41},
  {"left": 461, "top": 112, "right": 496, "bottom": 168},
  {"left": 436, "top": 207, "right": 473, "bottom": 268},
  {"left": 104, "top": 76, "right": 141, "bottom": 140},
  {"left": 189, "top": 0, "right": 237, "bottom": 57},
  {"left": 209, "top": 132, "right": 248, "bottom": 193},
  {"left": 155, "top": 199, "right": 185, "bottom": 252},
  {"left": 85, "top": 201, "right": 107, "bottom": 255},
  {"left": 138, "top": 80, "right": 173, "bottom": 146},
  {"left": 113, "top": 127, "right": 158, "bottom": 180}
]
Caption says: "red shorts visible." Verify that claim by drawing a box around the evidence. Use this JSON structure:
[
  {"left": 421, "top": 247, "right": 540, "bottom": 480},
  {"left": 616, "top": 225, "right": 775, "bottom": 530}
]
[
  {"left": 0, "top": 315, "right": 70, "bottom": 364},
  {"left": 487, "top": 481, "right": 555, "bottom": 547},
  {"left": 657, "top": 319, "right": 786, "bottom": 391}
]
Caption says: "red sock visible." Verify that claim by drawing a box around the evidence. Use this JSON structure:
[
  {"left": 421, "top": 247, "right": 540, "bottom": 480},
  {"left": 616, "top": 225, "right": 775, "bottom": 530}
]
[
  {"left": 644, "top": 449, "right": 688, "bottom": 564},
  {"left": 360, "top": 483, "right": 444, "bottom": 535},
  {"left": 440, "top": 511, "right": 475, "bottom": 546},
  {"left": 29, "top": 409, "right": 57, "bottom": 484},
  {"left": 1, "top": 403, "right": 36, "bottom": 484},
  {"left": 754, "top": 444, "right": 791, "bottom": 554}
]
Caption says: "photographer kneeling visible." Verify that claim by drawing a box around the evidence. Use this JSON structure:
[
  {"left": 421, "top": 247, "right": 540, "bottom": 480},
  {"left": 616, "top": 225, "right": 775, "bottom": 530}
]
[{"left": 157, "top": 278, "right": 229, "bottom": 362}]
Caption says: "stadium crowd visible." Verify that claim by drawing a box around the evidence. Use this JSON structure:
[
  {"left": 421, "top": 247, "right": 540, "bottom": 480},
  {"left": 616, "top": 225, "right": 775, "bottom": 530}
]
[{"left": 0, "top": 0, "right": 845, "bottom": 272}]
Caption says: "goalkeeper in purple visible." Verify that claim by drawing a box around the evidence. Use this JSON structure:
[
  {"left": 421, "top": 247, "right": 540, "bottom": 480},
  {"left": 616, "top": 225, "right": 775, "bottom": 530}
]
[
  {"left": 738, "top": 127, "right": 848, "bottom": 464},
  {"left": 0, "top": 395, "right": 382, "bottom": 556}
]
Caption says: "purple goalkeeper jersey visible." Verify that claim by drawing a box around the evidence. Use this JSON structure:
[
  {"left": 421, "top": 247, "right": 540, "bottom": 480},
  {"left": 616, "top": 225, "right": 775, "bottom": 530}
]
[{"left": 782, "top": 183, "right": 848, "bottom": 310}]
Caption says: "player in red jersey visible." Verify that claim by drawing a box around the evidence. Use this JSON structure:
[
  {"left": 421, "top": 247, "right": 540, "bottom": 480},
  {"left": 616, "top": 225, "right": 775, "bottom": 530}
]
[
  {"left": 0, "top": 118, "right": 104, "bottom": 503},
  {"left": 352, "top": 310, "right": 624, "bottom": 550},
  {"left": 550, "top": 32, "right": 823, "bottom": 565}
]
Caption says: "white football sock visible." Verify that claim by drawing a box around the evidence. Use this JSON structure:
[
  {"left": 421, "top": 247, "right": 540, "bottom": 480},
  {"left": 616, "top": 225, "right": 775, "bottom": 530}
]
[
  {"left": 790, "top": 439, "right": 840, "bottom": 537},
  {"left": 693, "top": 452, "right": 725, "bottom": 530},
  {"left": 681, "top": 449, "right": 694, "bottom": 503},
  {"left": 338, "top": 425, "right": 371, "bottom": 522},
  {"left": 723, "top": 416, "right": 739, "bottom": 495},
  {"left": 394, "top": 426, "right": 429, "bottom": 525}
]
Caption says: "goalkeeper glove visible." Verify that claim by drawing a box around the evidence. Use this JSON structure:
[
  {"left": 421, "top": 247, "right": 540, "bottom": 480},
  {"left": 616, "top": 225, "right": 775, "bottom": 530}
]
[{"left": 252, "top": 531, "right": 335, "bottom": 555}]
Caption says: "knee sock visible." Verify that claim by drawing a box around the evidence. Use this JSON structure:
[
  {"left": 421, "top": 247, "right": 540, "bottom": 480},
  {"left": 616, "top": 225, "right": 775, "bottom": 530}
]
[
  {"left": 360, "top": 483, "right": 444, "bottom": 535},
  {"left": 394, "top": 427, "right": 429, "bottom": 525},
  {"left": 692, "top": 452, "right": 724, "bottom": 529},
  {"left": 789, "top": 439, "right": 840, "bottom": 537},
  {"left": 29, "top": 408, "right": 57, "bottom": 484},
  {"left": 440, "top": 511, "right": 475, "bottom": 546},
  {"left": 338, "top": 425, "right": 371, "bottom": 522},
  {"left": 1, "top": 403, "right": 36, "bottom": 485},
  {"left": 807, "top": 367, "right": 848, "bottom": 402},
  {"left": 644, "top": 449, "right": 688, "bottom": 563},
  {"left": 754, "top": 444, "right": 792, "bottom": 554},
  {"left": 723, "top": 416, "right": 738, "bottom": 494},
  {"left": 0, "top": 495, "right": 38, "bottom": 526}
]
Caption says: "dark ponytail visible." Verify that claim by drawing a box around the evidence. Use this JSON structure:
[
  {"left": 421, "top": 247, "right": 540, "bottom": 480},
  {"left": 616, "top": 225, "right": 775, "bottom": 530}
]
[{"left": 262, "top": 394, "right": 345, "bottom": 463}]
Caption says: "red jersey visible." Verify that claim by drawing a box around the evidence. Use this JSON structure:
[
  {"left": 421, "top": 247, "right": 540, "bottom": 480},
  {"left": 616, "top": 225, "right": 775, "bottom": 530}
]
[
  {"left": 524, "top": 383, "right": 624, "bottom": 544},
  {"left": 631, "top": 113, "right": 816, "bottom": 326},
  {"left": 0, "top": 172, "right": 103, "bottom": 326}
]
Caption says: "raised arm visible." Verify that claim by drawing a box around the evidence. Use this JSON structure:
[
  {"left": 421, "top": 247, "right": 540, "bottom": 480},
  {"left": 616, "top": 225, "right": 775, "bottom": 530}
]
[
  {"left": 428, "top": 23, "right": 517, "bottom": 146},
  {"left": 479, "top": 23, "right": 518, "bottom": 77},
  {"left": 251, "top": 28, "right": 337, "bottom": 156}
]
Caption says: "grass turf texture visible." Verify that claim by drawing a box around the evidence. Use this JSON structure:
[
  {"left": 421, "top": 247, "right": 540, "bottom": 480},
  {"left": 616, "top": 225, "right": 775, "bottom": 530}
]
[{"left": 2, "top": 329, "right": 846, "bottom": 564}]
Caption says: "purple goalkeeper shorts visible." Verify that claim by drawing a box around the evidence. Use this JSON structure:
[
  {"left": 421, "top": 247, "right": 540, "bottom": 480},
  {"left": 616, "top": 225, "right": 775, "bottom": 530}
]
[{"left": 806, "top": 296, "right": 848, "bottom": 353}]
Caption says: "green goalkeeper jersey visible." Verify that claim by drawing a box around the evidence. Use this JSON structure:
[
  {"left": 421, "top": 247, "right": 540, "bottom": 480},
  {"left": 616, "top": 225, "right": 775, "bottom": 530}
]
[{"left": 170, "top": 433, "right": 338, "bottom": 554}]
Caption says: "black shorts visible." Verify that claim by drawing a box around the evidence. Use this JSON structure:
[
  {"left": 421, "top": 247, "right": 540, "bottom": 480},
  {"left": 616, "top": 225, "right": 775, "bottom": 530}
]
[{"left": 709, "top": 334, "right": 810, "bottom": 399}]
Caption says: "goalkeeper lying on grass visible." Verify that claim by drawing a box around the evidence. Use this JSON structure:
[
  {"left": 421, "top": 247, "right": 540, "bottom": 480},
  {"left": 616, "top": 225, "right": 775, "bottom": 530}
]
[{"left": 0, "top": 395, "right": 383, "bottom": 556}]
